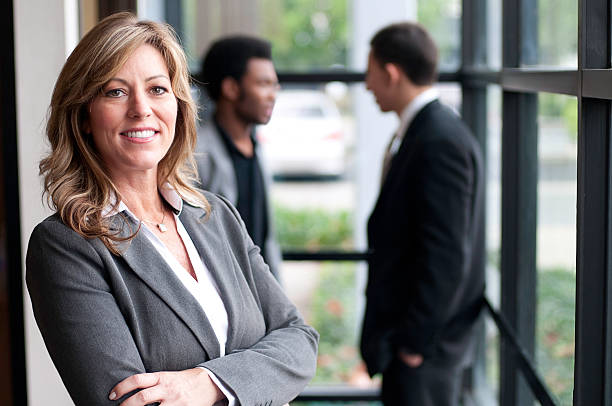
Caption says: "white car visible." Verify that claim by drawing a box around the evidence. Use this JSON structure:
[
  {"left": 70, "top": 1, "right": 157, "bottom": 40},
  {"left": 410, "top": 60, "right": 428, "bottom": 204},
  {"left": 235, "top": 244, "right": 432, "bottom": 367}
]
[{"left": 257, "top": 90, "right": 348, "bottom": 177}]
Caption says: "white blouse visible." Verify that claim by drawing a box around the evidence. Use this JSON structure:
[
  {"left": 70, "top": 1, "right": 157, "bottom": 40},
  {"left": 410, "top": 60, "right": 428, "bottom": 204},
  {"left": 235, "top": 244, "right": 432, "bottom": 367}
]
[{"left": 104, "top": 187, "right": 235, "bottom": 405}]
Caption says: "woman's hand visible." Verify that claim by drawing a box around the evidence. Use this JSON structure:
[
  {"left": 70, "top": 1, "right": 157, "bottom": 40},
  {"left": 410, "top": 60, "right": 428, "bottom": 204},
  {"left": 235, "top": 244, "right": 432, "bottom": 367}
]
[{"left": 109, "top": 368, "right": 225, "bottom": 406}]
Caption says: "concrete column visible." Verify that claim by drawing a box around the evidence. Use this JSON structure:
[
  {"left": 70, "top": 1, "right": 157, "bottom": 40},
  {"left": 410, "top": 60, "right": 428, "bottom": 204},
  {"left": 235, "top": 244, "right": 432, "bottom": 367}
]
[{"left": 14, "top": 0, "right": 78, "bottom": 404}]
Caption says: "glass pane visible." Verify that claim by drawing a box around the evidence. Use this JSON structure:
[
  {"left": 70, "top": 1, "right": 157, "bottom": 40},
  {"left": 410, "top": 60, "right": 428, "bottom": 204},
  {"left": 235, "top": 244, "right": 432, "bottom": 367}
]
[
  {"left": 269, "top": 82, "right": 370, "bottom": 389},
  {"left": 535, "top": 0, "right": 577, "bottom": 67},
  {"left": 265, "top": 84, "right": 356, "bottom": 252},
  {"left": 282, "top": 261, "right": 376, "bottom": 389},
  {"left": 536, "top": 93, "right": 577, "bottom": 405},
  {"left": 266, "top": 80, "right": 461, "bottom": 390},
  {"left": 436, "top": 83, "right": 462, "bottom": 113},
  {"left": 488, "top": 0, "right": 502, "bottom": 69},
  {"left": 260, "top": 0, "right": 350, "bottom": 70},
  {"left": 167, "top": 1, "right": 465, "bottom": 72},
  {"left": 178, "top": 0, "right": 351, "bottom": 72},
  {"left": 417, "top": 0, "right": 461, "bottom": 70},
  {"left": 486, "top": 86, "right": 502, "bottom": 399}
]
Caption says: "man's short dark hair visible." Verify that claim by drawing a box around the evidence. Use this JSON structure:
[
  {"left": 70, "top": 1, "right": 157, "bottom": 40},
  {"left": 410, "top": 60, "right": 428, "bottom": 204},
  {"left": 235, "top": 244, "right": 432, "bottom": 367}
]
[
  {"left": 199, "top": 35, "right": 272, "bottom": 101},
  {"left": 370, "top": 22, "right": 438, "bottom": 86}
]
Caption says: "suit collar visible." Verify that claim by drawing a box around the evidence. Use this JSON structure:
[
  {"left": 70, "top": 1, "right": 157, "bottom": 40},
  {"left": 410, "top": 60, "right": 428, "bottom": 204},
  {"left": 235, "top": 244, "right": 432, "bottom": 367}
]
[
  {"left": 102, "top": 183, "right": 184, "bottom": 219},
  {"left": 111, "top": 203, "right": 245, "bottom": 359},
  {"left": 392, "top": 88, "right": 439, "bottom": 153},
  {"left": 378, "top": 100, "right": 440, "bottom": 194}
]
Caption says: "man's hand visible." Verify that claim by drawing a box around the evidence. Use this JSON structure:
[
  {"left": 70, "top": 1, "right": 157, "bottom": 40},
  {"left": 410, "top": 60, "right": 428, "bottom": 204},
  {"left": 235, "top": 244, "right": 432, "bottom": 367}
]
[
  {"left": 398, "top": 349, "right": 423, "bottom": 368},
  {"left": 109, "top": 368, "right": 225, "bottom": 405}
]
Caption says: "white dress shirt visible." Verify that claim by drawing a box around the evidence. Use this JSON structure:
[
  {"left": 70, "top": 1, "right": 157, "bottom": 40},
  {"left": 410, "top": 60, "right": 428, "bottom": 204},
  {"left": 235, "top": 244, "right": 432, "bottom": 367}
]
[{"left": 381, "top": 88, "right": 439, "bottom": 183}]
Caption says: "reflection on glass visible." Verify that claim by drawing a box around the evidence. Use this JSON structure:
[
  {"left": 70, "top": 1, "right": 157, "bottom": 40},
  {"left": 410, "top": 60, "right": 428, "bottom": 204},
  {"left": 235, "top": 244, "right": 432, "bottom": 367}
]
[
  {"left": 537, "top": 93, "right": 577, "bottom": 405},
  {"left": 536, "top": 0, "right": 577, "bottom": 67},
  {"left": 417, "top": 0, "right": 461, "bottom": 70}
]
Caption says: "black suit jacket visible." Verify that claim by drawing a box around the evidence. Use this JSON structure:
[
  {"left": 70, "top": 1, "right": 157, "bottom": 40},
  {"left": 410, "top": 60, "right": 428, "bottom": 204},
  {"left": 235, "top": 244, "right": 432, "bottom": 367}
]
[{"left": 360, "top": 100, "right": 485, "bottom": 376}]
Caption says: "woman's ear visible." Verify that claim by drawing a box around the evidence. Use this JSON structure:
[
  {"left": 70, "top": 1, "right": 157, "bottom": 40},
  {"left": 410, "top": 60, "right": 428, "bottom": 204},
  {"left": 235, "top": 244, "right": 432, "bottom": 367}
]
[{"left": 220, "top": 77, "right": 240, "bottom": 102}]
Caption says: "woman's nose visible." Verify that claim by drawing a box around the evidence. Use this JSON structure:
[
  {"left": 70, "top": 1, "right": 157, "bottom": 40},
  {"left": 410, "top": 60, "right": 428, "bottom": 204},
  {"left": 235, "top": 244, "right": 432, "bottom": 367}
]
[{"left": 128, "top": 91, "right": 152, "bottom": 118}]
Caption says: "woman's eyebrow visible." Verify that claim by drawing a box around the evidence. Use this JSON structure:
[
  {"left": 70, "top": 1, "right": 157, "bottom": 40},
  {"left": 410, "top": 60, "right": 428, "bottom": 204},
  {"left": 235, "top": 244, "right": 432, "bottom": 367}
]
[{"left": 106, "top": 74, "right": 170, "bottom": 85}]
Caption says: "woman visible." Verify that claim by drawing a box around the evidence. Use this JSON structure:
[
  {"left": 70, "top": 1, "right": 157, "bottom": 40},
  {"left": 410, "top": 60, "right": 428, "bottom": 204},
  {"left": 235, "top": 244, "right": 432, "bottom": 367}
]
[{"left": 26, "top": 12, "right": 318, "bottom": 406}]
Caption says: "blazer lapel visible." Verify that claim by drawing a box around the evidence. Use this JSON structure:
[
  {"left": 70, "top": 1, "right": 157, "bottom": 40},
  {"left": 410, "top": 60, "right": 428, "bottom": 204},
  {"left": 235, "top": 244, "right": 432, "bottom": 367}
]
[
  {"left": 379, "top": 101, "right": 438, "bottom": 195},
  {"left": 112, "top": 214, "right": 221, "bottom": 359},
  {"left": 179, "top": 205, "right": 247, "bottom": 354}
]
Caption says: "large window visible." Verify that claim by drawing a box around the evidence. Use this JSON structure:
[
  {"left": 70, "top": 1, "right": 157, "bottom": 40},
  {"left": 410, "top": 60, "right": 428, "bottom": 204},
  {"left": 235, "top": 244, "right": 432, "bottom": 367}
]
[
  {"left": 537, "top": 93, "right": 577, "bottom": 405},
  {"left": 99, "top": 0, "right": 612, "bottom": 405}
]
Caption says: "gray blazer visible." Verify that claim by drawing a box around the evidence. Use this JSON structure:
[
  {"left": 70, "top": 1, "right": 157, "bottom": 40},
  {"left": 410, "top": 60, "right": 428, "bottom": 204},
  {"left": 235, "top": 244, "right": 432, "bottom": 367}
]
[
  {"left": 26, "top": 192, "right": 318, "bottom": 406},
  {"left": 195, "top": 122, "right": 282, "bottom": 279}
]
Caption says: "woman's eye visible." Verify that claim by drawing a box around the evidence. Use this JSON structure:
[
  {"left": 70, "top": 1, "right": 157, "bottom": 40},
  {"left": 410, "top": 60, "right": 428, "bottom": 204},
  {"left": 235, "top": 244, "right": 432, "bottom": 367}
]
[
  {"left": 105, "top": 89, "right": 126, "bottom": 98},
  {"left": 151, "top": 86, "right": 168, "bottom": 95}
]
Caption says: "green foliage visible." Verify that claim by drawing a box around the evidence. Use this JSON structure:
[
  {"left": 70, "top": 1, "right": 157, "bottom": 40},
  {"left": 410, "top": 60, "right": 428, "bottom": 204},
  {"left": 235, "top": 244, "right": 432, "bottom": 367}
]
[
  {"left": 273, "top": 204, "right": 353, "bottom": 250},
  {"left": 539, "top": 93, "right": 578, "bottom": 142},
  {"left": 417, "top": 0, "right": 461, "bottom": 69},
  {"left": 538, "top": 0, "right": 578, "bottom": 66},
  {"left": 273, "top": 203, "right": 360, "bottom": 385},
  {"left": 561, "top": 98, "right": 578, "bottom": 142},
  {"left": 537, "top": 268, "right": 575, "bottom": 406},
  {"left": 310, "top": 263, "right": 361, "bottom": 384},
  {"left": 260, "top": 0, "right": 349, "bottom": 70}
]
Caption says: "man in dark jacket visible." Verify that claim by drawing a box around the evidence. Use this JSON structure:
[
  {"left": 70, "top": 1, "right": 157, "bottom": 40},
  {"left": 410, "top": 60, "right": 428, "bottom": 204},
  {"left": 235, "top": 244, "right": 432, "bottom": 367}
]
[{"left": 360, "top": 22, "right": 485, "bottom": 405}]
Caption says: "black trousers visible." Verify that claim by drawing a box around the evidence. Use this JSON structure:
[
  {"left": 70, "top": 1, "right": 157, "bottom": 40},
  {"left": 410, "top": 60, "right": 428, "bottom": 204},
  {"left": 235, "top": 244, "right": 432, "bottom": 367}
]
[{"left": 381, "top": 358, "right": 463, "bottom": 406}]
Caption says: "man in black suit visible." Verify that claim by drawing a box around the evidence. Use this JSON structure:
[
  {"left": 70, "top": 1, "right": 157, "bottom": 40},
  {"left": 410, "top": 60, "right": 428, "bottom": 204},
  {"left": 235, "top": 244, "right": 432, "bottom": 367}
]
[{"left": 360, "top": 22, "right": 485, "bottom": 405}]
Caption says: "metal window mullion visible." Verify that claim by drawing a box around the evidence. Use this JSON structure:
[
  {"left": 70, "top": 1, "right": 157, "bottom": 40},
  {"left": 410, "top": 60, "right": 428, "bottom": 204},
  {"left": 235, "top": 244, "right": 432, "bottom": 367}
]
[
  {"left": 500, "top": 91, "right": 538, "bottom": 406},
  {"left": 574, "top": 0, "right": 612, "bottom": 404},
  {"left": 500, "top": 0, "right": 538, "bottom": 405},
  {"left": 575, "top": 97, "right": 611, "bottom": 406}
]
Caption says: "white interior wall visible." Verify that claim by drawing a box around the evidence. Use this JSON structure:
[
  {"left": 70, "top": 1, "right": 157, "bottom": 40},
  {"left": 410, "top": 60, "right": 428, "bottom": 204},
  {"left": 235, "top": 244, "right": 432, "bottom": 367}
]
[{"left": 14, "top": 0, "right": 78, "bottom": 404}]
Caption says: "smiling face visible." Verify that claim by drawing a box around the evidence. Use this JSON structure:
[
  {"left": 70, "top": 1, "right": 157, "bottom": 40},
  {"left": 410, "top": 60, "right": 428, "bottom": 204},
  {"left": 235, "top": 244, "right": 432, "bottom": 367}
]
[
  {"left": 86, "top": 44, "right": 178, "bottom": 180},
  {"left": 234, "top": 58, "right": 279, "bottom": 125}
]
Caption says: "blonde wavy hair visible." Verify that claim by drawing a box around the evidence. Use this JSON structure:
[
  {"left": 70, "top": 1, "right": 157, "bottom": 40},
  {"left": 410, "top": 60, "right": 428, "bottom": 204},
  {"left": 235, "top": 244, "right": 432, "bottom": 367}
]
[{"left": 40, "top": 11, "right": 208, "bottom": 254}]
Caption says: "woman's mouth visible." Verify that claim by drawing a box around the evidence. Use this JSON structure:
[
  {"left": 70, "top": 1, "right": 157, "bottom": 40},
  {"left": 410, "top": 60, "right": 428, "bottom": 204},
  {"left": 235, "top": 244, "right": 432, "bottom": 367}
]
[{"left": 121, "top": 130, "right": 157, "bottom": 138}]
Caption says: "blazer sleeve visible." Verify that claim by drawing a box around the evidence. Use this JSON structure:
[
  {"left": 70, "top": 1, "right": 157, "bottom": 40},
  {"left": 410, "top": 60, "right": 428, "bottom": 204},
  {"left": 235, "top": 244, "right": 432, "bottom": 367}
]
[
  {"left": 26, "top": 218, "right": 147, "bottom": 405},
  {"left": 198, "top": 197, "right": 319, "bottom": 406},
  {"left": 392, "top": 137, "right": 477, "bottom": 356}
]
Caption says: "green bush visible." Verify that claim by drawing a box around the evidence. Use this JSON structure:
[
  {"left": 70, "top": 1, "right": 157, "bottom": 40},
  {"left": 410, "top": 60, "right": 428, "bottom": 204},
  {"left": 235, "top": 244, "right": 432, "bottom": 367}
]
[
  {"left": 273, "top": 204, "right": 353, "bottom": 250},
  {"left": 310, "top": 263, "right": 361, "bottom": 384},
  {"left": 273, "top": 204, "right": 360, "bottom": 383},
  {"left": 537, "top": 268, "right": 575, "bottom": 406}
]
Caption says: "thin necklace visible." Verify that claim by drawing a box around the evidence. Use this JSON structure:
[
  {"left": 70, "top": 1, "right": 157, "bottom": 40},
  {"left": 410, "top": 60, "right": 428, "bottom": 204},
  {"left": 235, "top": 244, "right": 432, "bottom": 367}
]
[{"left": 141, "top": 205, "right": 168, "bottom": 233}]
